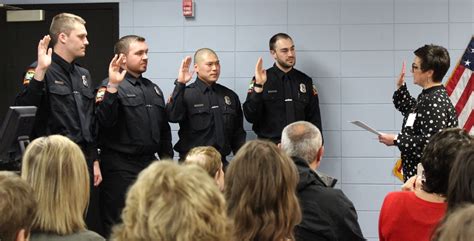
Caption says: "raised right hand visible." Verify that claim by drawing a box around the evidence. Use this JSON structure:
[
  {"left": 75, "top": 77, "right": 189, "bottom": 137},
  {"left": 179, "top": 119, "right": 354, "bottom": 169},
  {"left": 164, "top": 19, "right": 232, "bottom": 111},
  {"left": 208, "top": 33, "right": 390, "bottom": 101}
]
[
  {"left": 37, "top": 35, "right": 52, "bottom": 69},
  {"left": 177, "top": 56, "right": 194, "bottom": 84},
  {"left": 108, "top": 54, "right": 126, "bottom": 85},
  {"left": 255, "top": 57, "right": 267, "bottom": 85},
  {"left": 396, "top": 61, "right": 406, "bottom": 89},
  {"left": 34, "top": 35, "right": 53, "bottom": 81}
]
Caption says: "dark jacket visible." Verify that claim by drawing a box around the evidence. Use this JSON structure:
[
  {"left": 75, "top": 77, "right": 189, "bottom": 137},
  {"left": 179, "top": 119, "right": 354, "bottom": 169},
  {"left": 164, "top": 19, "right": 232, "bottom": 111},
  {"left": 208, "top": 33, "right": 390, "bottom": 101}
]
[
  {"left": 243, "top": 64, "right": 322, "bottom": 143},
  {"left": 293, "top": 156, "right": 365, "bottom": 241},
  {"left": 96, "top": 74, "right": 173, "bottom": 158},
  {"left": 166, "top": 78, "right": 246, "bottom": 158},
  {"left": 15, "top": 53, "right": 98, "bottom": 163}
]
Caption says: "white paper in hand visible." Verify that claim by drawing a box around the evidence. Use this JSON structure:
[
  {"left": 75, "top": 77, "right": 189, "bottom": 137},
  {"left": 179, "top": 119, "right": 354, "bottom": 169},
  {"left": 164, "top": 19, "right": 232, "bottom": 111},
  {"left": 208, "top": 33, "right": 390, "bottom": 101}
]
[{"left": 350, "top": 120, "right": 382, "bottom": 135}]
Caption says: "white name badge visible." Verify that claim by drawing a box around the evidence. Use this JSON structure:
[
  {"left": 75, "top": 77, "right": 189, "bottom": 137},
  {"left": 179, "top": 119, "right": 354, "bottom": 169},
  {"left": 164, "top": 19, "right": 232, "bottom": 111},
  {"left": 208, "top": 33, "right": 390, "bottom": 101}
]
[{"left": 405, "top": 113, "right": 416, "bottom": 127}]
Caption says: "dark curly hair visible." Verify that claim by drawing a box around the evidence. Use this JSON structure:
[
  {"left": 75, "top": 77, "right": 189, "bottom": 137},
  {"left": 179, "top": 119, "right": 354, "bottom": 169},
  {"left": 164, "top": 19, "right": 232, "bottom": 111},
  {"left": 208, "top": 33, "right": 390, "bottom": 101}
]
[{"left": 421, "top": 128, "right": 473, "bottom": 195}]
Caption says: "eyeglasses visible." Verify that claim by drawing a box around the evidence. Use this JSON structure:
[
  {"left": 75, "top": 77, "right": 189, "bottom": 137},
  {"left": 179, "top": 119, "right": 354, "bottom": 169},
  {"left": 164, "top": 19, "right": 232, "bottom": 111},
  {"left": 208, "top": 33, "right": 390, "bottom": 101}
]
[{"left": 411, "top": 63, "right": 420, "bottom": 72}]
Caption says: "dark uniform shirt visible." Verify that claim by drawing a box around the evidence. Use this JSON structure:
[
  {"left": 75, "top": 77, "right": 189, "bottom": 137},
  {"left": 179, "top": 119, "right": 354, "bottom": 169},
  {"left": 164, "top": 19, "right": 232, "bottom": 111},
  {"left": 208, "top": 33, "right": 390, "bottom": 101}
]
[
  {"left": 166, "top": 78, "right": 246, "bottom": 159},
  {"left": 393, "top": 84, "right": 458, "bottom": 179},
  {"left": 243, "top": 64, "right": 323, "bottom": 143},
  {"left": 15, "top": 52, "right": 98, "bottom": 163},
  {"left": 95, "top": 73, "right": 173, "bottom": 158}
]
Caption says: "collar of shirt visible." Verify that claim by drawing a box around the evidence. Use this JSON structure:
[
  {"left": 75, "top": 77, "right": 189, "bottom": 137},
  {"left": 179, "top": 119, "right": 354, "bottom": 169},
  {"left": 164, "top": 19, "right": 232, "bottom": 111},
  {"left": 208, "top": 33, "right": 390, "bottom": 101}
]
[
  {"left": 52, "top": 52, "right": 75, "bottom": 73},
  {"left": 195, "top": 77, "right": 216, "bottom": 93},
  {"left": 272, "top": 63, "right": 295, "bottom": 81},
  {"left": 292, "top": 156, "right": 328, "bottom": 188},
  {"left": 421, "top": 84, "right": 444, "bottom": 95},
  {"left": 125, "top": 72, "right": 143, "bottom": 86}
]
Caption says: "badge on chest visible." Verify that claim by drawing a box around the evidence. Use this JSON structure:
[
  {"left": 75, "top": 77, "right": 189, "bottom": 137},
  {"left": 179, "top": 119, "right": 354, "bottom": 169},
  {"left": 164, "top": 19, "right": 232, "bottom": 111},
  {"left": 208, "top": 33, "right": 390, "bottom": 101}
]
[
  {"left": 299, "top": 83, "right": 306, "bottom": 93},
  {"left": 224, "top": 96, "right": 231, "bottom": 105},
  {"left": 82, "top": 75, "right": 88, "bottom": 87}
]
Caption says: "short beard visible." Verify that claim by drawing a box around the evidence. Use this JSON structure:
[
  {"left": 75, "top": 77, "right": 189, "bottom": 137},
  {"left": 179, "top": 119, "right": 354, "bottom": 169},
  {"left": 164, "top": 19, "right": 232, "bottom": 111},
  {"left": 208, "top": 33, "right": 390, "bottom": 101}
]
[{"left": 277, "top": 58, "right": 295, "bottom": 69}]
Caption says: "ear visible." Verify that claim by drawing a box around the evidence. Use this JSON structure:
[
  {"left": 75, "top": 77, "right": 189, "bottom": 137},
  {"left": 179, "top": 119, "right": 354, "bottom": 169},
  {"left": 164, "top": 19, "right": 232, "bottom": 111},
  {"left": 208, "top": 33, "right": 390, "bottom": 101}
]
[
  {"left": 58, "top": 32, "right": 68, "bottom": 44},
  {"left": 426, "top": 69, "right": 435, "bottom": 81},
  {"left": 270, "top": 49, "right": 277, "bottom": 59},
  {"left": 277, "top": 143, "right": 281, "bottom": 149},
  {"left": 316, "top": 146, "right": 325, "bottom": 164},
  {"left": 121, "top": 54, "right": 128, "bottom": 65}
]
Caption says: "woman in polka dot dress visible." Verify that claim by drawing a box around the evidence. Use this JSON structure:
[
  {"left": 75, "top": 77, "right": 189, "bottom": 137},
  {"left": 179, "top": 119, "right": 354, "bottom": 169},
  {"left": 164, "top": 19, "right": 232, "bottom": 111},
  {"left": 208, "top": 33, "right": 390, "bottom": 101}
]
[{"left": 378, "top": 44, "right": 458, "bottom": 181}]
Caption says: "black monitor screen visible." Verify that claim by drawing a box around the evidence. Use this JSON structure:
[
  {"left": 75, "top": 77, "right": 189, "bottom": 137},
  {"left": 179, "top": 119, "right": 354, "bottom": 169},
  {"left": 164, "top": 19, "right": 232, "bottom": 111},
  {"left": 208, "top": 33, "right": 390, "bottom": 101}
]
[{"left": 0, "top": 106, "right": 36, "bottom": 170}]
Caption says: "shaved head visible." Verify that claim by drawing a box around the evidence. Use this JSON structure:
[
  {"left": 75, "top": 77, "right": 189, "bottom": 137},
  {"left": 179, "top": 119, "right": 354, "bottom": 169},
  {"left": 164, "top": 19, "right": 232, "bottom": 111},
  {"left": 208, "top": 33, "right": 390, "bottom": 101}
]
[
  {"left": 194, "top": 48, "right": 218, "bottom": 64},
  {"left": 193, "top": 48, "right": 220, "bottom": 84}
]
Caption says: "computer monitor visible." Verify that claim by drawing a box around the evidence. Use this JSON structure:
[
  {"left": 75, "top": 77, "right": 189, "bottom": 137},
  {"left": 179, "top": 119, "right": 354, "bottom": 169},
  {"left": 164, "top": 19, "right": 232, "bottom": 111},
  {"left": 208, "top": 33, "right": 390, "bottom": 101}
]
[{"left": 0, "top": 106, "right": 37, "bottom": 171}]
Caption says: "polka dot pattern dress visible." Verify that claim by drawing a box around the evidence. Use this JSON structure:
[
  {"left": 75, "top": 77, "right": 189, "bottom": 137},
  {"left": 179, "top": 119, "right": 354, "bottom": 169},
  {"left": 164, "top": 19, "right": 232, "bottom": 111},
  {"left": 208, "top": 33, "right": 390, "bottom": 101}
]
[{"left": 393, "top": 84, "right": 458, "bottom": 180}]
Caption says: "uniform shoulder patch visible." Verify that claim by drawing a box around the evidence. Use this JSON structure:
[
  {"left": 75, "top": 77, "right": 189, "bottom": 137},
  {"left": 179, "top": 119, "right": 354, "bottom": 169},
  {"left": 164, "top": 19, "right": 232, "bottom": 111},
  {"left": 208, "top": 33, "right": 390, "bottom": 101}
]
[
  {"left": 312, "top": 84, "right": 318, "bottom": 96},
  {"left": 23, "top": 67, "right": 35, "bottom": 86},
  {"left": 96, "top": 87, "right": 107, "bottom": 104},
  {"left": 247, "top": 79, "right": 256, "bottom": 93}
]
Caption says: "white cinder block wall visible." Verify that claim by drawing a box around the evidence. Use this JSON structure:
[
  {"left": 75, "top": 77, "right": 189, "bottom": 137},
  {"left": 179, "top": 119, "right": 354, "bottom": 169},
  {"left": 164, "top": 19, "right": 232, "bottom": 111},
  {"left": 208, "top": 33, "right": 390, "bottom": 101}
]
[{"left": 6, "top": 0, "right": 474, "bottom": 239}]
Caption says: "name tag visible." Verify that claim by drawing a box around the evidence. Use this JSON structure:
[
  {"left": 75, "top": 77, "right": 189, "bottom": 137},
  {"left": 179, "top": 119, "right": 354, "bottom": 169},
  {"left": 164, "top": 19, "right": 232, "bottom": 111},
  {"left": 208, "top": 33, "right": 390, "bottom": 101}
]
[
  {"left": 126, "top": 94, "right": 136, "bottom": 98},
  {"left": 54, "top": 80, "right": 65, "bottom": 85},
  {"left": 405, "top": 113, "right": 416, "bottom": 127},
  {"left": 267, "top": 90, "right": 278, "bottom": 94},
  {"left": 194, "top": 103, "right": 204, "bottom": 107}
]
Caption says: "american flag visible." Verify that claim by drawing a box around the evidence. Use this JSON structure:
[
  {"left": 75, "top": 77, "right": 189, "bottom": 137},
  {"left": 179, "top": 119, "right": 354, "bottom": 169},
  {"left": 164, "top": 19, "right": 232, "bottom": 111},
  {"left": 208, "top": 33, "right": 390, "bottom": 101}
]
[{"left": 446, "top": 36, "right": 474, "bottom": 135}]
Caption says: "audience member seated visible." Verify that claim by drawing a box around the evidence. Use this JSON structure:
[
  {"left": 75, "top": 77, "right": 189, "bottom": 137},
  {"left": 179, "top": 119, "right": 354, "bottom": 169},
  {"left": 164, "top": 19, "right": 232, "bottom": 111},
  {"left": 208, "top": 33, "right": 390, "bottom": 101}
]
[
  {"left": 281, "top": 121, "right": 365, "bottom": 241},
  {"left": 21, "top": 135, "right": 104, "bottom": 241},
  {"left": 431, "top": 143, "right": 474, "bottom": 241},
  {"left": 430, "top": 204, "right": 474, "bottom": 241},
  {"left": 225, "top": 140, "right": 301, "bottom": 241},
  {"left": 444, "top": 143, "right": 474, "bottom": 213},
  {"left": 184, "top": 146, "right": 225, "bottom": 191},
  {"left": 112, "top": 161, "right": 229, "bottom": 241},
  {"left": 378, "top": 128, "right": 472, "bottom": 241},
  {"left": 0, "top": 171, "right": 37, "bottom": 241}
]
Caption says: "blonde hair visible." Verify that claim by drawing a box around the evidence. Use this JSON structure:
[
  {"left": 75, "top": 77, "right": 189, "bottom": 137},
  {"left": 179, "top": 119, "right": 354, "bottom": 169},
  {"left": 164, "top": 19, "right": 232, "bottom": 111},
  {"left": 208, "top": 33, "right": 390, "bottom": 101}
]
[
  {"left": 225, "top": 140, "right": 302, "bottom": 241},
  {"left": 49, "top": 13, "right": 86, "bottom": 45},
  {"left": 112, "top": 160, "right": 229, "bottom": 241},
  {"left": 431, "top": 204, "right": 474, "bottom": 241},
  {"left": 0, "top": 171, "right": 37, "bottom": 241},
  {"left": 184, "top": 146, "right": 222, "bottom": 177},
  {"left": 21, "top": 135, "right": 90, "bottom": 235}
]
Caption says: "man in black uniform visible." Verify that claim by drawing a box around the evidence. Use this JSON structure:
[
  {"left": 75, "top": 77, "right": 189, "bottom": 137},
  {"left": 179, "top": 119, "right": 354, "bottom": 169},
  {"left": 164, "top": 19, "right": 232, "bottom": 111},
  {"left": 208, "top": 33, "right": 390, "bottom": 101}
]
[
  {"left": 95, "top": 35, "right": 173, "bottom": 237},
  {"left": 166, "top": 48, "right": 246, "bottom": 165},
  {"left": 243, "top": 33, "right": 323, "bottom": 143},
  {"left": 15, "top": 13, "right": 102, "bottom": 233}
]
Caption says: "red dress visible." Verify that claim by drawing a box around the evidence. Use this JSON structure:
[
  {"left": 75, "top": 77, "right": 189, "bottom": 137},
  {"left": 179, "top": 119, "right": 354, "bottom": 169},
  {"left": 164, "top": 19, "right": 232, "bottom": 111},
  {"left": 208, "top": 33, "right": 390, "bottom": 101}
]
[{"left": 379, "top": 191, "right": 446, "bottom": 241}]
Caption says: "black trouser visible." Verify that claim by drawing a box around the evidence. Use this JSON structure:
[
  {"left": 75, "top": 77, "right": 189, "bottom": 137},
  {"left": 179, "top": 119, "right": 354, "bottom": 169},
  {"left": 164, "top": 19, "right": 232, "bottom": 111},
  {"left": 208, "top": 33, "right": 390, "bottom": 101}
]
[
  {"left": 79, "top": 142, "right": 103, "bottom": 236},
  {"left": 85, "top": 162, "right": 103, "bottom": 235},
  {"left": 99, "top": 149, "right": 155, "bottom": 239}
]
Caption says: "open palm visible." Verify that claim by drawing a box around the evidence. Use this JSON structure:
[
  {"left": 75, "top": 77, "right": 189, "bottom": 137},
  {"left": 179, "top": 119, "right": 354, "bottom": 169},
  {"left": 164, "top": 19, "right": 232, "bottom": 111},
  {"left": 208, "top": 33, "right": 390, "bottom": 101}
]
[
  {"left": 37, "top": 35, "right": 52, "bottom": 70},
  {"left": 108, "top": 54, "right": 126, "bottom": 84},
  {"left": 178, "top": 56, "right": 194, "bottom": 84}
]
